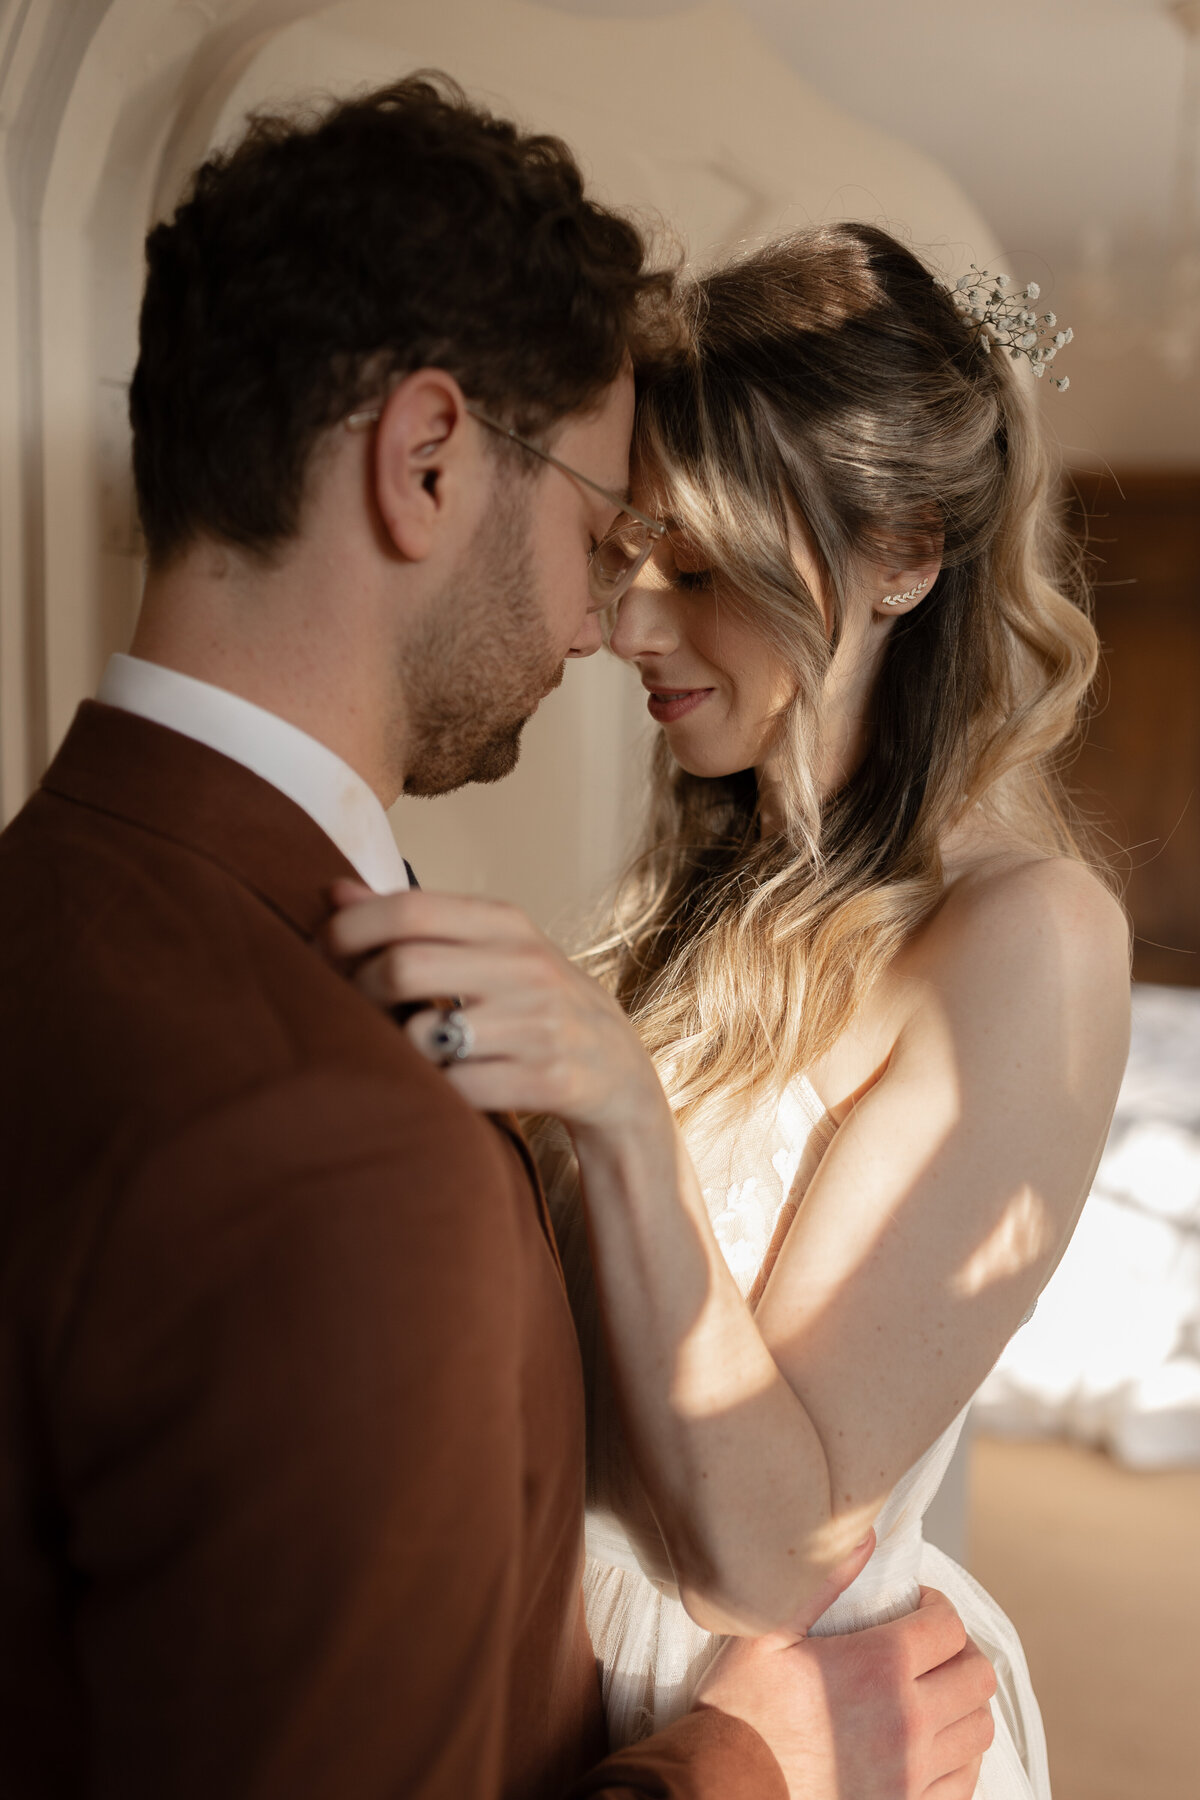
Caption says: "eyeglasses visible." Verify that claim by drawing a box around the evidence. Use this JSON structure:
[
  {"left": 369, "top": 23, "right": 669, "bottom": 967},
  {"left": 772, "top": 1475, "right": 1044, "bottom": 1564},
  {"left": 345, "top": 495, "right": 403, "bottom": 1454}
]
[{"left": 345, "top": 398, "right": 665, "bottom": 607}]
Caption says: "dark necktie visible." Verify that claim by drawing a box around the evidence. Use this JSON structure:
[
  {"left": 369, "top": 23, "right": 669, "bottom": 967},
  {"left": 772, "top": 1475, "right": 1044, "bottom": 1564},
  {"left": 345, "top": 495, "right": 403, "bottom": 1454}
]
[{"left": 391, "top": 856, "right": 449, "bottom": 1027}]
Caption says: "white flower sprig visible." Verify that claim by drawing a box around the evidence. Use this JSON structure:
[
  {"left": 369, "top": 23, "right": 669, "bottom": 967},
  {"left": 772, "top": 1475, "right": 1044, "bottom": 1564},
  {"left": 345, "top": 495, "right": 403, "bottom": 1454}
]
[{"left": 943, "top": 267, "right": 1074, "bottom": 389}]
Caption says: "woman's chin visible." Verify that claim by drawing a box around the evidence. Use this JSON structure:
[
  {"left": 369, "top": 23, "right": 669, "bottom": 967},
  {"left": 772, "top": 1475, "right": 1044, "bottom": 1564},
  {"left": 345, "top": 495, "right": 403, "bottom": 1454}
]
[{"left": 664, "top": 740, "right": 748, "bottom": 782}]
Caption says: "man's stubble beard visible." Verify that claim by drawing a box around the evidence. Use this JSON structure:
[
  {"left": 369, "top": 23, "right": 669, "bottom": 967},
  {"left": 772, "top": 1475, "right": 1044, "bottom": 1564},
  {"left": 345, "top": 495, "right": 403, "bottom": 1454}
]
[{"left": 398, "top": 475, "right": 567, "bottom": 797}]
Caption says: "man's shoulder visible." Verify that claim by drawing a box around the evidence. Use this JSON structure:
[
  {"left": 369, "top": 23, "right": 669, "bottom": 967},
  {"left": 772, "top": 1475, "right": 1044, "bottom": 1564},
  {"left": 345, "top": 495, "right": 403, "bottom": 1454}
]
[
  {"left": 5, "top": 778, "right": 328, "bottom": 1020},
  {"left": 120, "top": 1061, "right": 522, "bottom": 1236},
  {"left": 0, "top": 782, "right": 471, "bottom": 1190},
  {"left": 0, "top": 791, "right": 532, "bottom": 1370}
]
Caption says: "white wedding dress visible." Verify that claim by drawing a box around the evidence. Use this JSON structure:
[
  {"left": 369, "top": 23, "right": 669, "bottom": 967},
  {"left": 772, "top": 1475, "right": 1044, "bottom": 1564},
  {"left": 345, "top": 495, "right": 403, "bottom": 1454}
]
[{"left": 543, "top": 1074, "right": 1051, "bottom": 1799}]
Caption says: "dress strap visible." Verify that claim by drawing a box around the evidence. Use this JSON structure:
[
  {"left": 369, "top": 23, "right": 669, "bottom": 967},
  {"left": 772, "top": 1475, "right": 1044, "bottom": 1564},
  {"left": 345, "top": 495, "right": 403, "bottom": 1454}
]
[{"left": 793, "top": 1073, "right": 839, "bottom": 1143}]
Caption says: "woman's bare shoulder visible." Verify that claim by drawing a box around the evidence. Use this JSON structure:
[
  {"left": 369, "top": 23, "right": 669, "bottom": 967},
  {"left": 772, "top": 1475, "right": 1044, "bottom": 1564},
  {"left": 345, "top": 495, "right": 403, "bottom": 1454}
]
[
  {"left": 896, "top": 845, "right": 1132, "bottom": 1056},
  {"left": 813, "top": 844, "right": 1129, "bottom": 1114},
  {"left": 935, "top": 846, "right": 1128, "bottom": 965}
]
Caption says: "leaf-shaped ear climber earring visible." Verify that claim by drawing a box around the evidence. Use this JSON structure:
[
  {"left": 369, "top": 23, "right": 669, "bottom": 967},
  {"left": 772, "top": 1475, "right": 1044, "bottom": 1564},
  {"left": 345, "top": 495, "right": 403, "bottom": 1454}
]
[{"left": 880, "top": 578, "right": 929, "bottom": 609}]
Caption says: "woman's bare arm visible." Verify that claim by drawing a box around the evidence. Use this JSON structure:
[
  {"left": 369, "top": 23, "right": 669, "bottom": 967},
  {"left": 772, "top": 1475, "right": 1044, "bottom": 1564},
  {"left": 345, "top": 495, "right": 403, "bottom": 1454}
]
[
  {"left": 326, "top": 859, "right": 1129, "bottom": 1637},
  {"left": 754, "top": 858, "right": 1130, "bottom": 1548}
]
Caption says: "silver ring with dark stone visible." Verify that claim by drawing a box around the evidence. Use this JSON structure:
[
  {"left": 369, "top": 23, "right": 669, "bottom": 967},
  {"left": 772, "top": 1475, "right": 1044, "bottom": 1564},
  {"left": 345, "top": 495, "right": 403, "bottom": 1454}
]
[{"left": 429, "top": 1007, "right": 474, "bottom": 1066}]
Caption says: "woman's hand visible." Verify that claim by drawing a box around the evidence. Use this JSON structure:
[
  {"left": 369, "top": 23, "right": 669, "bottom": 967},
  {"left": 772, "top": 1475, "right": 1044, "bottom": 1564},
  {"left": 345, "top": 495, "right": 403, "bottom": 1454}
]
[{"left": 325, "top": 879, "right": 669, "bottom": 1134}]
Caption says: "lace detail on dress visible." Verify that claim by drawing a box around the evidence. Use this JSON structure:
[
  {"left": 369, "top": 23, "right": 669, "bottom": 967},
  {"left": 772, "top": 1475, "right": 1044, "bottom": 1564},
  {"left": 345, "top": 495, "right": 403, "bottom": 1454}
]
[
  {"left": 697, "top": 1076, "right": 834, "bottom": 1302},
  {"left": 709, "top": 1177, "right": 771, "bottom": 1292}
]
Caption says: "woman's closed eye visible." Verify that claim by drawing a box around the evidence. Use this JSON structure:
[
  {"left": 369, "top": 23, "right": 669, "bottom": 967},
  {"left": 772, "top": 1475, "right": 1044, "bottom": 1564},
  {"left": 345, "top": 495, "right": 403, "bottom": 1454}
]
[
  {"left": 665, "top": 554, "right": 712, "bottom": 590},
  {"left": 662, "top": 532, "right": 713, "bottom": 593}
]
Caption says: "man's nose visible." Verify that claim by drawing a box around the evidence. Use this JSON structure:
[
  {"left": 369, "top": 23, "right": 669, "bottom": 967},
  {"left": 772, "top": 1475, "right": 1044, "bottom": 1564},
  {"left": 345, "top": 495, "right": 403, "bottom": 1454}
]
[
  {"left": 566, "top": 608, "right": 604, "bottom": 658},
  {"left": 608, "top": 583, "right": 677, "bottom": 660}
]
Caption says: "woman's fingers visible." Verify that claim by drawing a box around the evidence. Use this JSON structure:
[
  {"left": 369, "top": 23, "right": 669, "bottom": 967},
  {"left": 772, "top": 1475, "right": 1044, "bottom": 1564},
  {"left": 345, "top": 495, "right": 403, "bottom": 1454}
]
[
  {"left": 402, "top": 1000, "right": 589, "bottom": 1112},
  {"left": 354, "top": 940, "right": 558, "bottom": 1012},
  {"left": 403, "top": 1000, "right": 555, "bottom": 1065},
  {"left": 328, "top": 887, "right": 574, "bottom": 1023},
  {"left": 326, "top": 886, "right": 540, "bottom": 961},
  {"left": 329, "top": 877, "right": 375, "bottom": 907},
  {"left": 442, "top": 1059, "right": 561, "bottom": 1115},
  {"left": 326, "top": 884, "right": 655, "bottom": 1128}
]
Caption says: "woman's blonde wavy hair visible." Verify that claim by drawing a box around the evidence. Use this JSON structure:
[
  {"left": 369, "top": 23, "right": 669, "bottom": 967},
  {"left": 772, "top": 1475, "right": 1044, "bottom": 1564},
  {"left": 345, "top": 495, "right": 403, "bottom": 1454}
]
[{"left": 583, "top": 222, "right": 1101, "bottom": 1144}]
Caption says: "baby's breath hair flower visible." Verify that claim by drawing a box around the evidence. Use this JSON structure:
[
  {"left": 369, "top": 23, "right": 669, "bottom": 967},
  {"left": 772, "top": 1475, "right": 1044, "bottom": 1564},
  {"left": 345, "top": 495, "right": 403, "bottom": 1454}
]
[{"left": 943, "top": 267, "right": 1074, "bottom": 390}]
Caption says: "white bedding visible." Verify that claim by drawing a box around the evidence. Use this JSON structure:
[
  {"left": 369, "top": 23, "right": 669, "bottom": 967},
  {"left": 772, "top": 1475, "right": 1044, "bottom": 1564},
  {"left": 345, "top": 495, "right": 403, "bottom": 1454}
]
[{"left": 974, "top": 982, "right": 1200, "bottom": 1468}]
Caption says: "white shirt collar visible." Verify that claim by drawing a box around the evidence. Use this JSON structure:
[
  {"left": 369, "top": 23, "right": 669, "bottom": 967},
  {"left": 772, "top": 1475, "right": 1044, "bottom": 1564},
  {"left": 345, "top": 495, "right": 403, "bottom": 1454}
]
[{"left": 97, "top": 654, "right": 410, "bottom": 895}]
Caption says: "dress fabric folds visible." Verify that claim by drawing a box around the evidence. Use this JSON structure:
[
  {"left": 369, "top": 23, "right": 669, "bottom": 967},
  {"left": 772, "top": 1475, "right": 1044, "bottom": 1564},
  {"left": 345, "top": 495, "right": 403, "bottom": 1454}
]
[{"left": 544, "top": 1077, "right": 1051, "bottom": 1800}]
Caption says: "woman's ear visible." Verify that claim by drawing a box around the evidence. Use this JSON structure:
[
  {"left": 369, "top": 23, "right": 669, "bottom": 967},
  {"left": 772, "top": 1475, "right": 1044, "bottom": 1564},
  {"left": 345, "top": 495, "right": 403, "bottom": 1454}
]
[
  {"left": 370, "top": 368, "right": 473, "bottom": 562},
  {"left": 873, "top": 562, "right": 942, "bottom": 618}
]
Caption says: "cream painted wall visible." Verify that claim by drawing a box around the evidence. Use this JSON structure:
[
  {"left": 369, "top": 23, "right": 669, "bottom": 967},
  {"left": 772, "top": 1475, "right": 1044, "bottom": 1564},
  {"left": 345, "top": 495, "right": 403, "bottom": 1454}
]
[{"left": 1041, "top": 263, "right": 1200, "bottom": 471}]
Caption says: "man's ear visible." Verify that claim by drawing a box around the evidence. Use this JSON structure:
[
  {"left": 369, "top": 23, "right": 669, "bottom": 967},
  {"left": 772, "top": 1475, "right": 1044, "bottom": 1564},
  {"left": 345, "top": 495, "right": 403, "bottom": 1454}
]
[{"left": 370, "top": 369, "right": 475, "bottom": 562}]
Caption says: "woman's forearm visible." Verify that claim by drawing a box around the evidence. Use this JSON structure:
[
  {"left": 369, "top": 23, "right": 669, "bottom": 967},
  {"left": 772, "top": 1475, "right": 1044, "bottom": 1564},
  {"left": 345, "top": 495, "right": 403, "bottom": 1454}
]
[{"left": 571, "top": 1107, "right": 860, "bottom": 1636}]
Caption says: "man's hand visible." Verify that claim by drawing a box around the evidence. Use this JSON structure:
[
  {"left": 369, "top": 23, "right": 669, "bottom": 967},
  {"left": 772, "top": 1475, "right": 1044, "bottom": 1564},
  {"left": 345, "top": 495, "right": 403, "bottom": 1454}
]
[{"left": 693, "top": 1585, "right": 996, "bottom": 1800}]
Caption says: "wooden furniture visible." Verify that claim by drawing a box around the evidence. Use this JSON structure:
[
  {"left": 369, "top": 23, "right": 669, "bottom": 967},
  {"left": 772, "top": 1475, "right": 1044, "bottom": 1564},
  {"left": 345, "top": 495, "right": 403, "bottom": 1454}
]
[{"left": 1065, "top": 471, "right": 1200, "bottom": 988}]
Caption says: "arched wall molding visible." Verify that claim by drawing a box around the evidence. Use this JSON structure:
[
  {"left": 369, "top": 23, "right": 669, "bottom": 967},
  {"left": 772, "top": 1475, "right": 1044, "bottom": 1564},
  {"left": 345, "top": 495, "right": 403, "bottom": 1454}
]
[
  {"left": 1, "top": 0, "right": 114, "bottom": 819},
  {"left": 0, "top": 0, "right": 1000, "bottom": 931},
  {"left": 0, "top": 0, "right": 334, "bottom": 820}
]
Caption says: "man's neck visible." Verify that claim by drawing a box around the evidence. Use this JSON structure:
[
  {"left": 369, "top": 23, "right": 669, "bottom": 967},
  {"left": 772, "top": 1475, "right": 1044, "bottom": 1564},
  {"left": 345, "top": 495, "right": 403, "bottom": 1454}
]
[{"left": 132, "top": 554, "right": 404, "bottom": 807}]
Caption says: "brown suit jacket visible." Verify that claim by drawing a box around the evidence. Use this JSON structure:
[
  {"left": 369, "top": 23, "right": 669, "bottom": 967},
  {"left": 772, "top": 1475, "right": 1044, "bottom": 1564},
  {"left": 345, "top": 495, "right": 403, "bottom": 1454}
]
[{"left": 0, "top": 702, "right": 782, "bottom": 1799}]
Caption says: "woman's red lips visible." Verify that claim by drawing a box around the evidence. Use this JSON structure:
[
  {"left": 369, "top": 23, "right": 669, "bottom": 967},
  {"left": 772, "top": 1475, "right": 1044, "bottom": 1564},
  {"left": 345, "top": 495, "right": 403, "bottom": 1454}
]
[{"left": 645, "top": 687, "right": 714, "bottom": 724}]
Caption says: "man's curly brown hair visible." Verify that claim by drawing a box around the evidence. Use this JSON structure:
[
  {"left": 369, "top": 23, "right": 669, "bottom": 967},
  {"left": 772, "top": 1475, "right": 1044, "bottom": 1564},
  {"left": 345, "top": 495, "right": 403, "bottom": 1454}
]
[{"left": 130, "top": 72, "right": 677, "bottom": 565}]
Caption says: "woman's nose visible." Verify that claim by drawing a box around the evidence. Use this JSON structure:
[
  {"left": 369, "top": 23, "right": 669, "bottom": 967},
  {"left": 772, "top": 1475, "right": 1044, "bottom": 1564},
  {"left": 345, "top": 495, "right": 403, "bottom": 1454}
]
[{"left": 608, "top": 580, "right": 678, "bottom": 660}]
